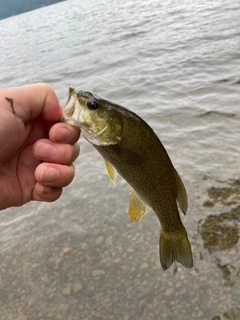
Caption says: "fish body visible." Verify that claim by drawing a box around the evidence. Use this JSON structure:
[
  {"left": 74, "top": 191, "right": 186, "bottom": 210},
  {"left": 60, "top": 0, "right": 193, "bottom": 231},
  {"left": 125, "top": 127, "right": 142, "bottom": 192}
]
[{"left": 62, "top": 88, "right": 193, "bottom": 271}]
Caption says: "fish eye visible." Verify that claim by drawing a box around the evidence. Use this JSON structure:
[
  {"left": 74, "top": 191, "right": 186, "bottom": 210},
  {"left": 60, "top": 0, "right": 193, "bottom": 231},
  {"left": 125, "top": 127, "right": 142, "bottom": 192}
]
[{"left": 87, "top": 100, "right": 99, "bottom": 111}]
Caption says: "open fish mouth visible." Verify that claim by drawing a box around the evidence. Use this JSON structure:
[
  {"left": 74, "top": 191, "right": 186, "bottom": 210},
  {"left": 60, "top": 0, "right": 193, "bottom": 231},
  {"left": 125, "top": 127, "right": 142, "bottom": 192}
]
[
  {"left": 61, "top": 87, "right": 82, "bottom": 127},
  {"left": 64, "top": 87, "right": 77, "bottom": 117}
]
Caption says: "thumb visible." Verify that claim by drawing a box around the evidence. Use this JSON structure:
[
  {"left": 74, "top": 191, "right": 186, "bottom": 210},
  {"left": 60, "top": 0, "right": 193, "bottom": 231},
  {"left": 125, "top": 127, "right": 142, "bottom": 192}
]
[{"left": 1, "top": 83, "right": 63, "bottom": 123}]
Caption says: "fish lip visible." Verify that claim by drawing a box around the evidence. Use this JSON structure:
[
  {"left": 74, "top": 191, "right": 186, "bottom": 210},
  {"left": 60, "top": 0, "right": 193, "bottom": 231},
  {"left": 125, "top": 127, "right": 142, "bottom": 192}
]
[
  {"left": 64, "top": 87, "right": 77, "bottom": 112},
  {"left": 66, "top": 87, "right": 76, "bottom": 104},
  {"left": 61, "top": 87, "right": 79, "bottom": 124}
]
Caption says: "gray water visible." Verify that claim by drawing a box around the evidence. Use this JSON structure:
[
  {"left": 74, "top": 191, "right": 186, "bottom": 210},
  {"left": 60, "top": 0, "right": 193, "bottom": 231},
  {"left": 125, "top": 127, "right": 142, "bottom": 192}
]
[{"left": 0, "top": 0, "right": 240, "bottom": 319}]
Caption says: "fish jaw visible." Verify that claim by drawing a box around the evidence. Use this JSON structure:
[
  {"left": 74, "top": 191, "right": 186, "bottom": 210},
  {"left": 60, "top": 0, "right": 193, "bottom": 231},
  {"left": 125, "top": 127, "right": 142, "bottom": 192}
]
[{"left": 62, "top": 87, "right": 83, "bottom": 128}]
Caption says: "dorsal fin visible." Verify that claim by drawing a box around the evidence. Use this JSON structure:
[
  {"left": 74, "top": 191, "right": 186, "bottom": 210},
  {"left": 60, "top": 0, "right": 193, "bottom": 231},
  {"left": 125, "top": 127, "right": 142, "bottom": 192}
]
[
  {"left": 104, "top": 159, "right": 117, "bottom": 184},
  {"left": 173, "top": 168, "right": 188, "bottom": 215},
  {"left": 128, "top": 188, "right": 148, "bottom": 222}
]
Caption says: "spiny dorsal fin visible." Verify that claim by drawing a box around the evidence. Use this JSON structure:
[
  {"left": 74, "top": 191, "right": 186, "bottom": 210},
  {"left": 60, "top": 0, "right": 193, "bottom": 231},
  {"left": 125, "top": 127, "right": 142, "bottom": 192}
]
[
  {"left": 173, "top": 167, "right": 188, "bottom": 215},
  {"left": 104, "top": 159, "right": 117, "bottom": 184},
  {"left": 128, "top": 188, "right": 148, "bottom": 222}
]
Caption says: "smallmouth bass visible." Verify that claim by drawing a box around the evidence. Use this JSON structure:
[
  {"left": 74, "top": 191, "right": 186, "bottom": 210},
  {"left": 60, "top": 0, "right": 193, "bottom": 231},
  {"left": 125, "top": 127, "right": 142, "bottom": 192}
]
[{"left": 62, "top": 88, "right": 193, "bottom": 271}]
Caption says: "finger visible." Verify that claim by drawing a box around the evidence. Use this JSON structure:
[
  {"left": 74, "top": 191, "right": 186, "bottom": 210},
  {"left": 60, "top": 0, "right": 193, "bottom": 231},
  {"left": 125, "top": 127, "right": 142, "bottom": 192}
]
[
  {"left": 33, "top": 182, "right": 63, "bottom": 202},
  {"left": 33, "top": 140, "right": 80, "bottom": 164},
  {"left": 35, "top": 163, "right": 75, "bottom": 188},
  {"left": 49, "top": 122, "right": 80, "bottom": 144},
  {"left": 0, "top": 83, "right": 63, "bottom": 123}
]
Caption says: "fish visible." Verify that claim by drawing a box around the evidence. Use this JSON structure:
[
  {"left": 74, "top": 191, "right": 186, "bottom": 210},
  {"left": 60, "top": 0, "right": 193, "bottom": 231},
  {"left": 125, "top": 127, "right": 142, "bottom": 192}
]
[{"left": 62, "top": 87, "right": 193, "bottom": 271}]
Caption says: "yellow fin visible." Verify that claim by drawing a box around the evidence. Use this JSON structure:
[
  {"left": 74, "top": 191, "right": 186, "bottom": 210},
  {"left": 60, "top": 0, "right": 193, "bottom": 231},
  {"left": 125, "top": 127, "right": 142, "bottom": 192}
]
[
  {"left": 104, "top": 159, "right": 117, "bottom": 184},
  {"left": 173, "top": 168, "right": 188, "bottom": 215},
  {"left": 128, "top": 189, "right": 148, "bottom": 223}
]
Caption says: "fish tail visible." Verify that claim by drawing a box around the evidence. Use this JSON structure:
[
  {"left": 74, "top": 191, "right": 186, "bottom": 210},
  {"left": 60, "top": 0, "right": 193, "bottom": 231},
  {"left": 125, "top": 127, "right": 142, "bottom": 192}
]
[{"left": 159, "top": 228, "right": 193, "bottom": 271}]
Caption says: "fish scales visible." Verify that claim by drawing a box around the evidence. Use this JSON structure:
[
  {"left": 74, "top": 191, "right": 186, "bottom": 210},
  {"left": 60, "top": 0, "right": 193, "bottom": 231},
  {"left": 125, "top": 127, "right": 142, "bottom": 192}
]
[{"left": 94, "top": 120, "right": 180, "bottom": 232}]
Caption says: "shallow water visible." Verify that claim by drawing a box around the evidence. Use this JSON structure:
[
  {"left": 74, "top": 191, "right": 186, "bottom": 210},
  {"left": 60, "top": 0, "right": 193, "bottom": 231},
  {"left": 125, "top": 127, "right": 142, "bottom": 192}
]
[{"left": 0, "top": 0, "right": 240, "bottom": 319}]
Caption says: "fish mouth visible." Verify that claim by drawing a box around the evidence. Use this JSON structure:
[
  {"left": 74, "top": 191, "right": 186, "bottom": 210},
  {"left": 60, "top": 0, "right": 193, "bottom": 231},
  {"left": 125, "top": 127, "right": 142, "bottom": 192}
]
[
  {"left": 63, "top": 87, "right": 77, "bottom": 118},
  {"left": 61, "top": 87, "right": 83, "bottom": 127}
]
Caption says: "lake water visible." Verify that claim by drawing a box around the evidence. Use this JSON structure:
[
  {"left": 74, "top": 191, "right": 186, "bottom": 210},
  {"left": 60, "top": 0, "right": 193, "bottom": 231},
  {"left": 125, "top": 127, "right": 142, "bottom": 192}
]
[{"left": 0, "top": 0, "right": 240, "bottom": 319}]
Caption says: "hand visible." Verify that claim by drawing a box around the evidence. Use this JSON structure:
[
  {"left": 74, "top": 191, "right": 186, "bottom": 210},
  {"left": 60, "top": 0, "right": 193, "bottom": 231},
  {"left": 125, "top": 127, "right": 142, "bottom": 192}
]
[{"left": 0, "top": 83, "right": 80, "bottom": 210}]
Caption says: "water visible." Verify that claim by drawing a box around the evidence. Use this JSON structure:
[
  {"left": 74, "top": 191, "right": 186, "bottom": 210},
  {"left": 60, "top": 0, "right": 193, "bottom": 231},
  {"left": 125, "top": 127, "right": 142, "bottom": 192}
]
[{"left": 0, "top": 0, "right": 240, "bottom": 319}]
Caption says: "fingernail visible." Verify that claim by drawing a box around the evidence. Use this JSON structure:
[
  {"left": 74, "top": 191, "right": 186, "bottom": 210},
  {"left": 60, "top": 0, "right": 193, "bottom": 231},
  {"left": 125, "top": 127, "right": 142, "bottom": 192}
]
[
  {"left": 54, "top": 127, "right": 71, "bottom": 141},
  {"left": 40, "top": 167, "right": 59, "bottom": 182},
  {"left": 36, "top": 142, "right": 57, "bottom": 160}
]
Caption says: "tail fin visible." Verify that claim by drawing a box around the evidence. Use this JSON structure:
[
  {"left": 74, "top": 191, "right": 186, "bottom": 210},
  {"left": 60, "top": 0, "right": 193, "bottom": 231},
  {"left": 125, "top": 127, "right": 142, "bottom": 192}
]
[{"left": 159, "top": 228, "right": 193, "bottom": 271}]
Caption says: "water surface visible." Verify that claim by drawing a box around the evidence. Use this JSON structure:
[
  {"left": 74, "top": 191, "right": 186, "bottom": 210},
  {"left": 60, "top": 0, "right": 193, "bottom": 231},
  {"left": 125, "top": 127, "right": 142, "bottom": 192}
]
[{"left": 0, "top": 0, "right": 240, "bottom": 319}]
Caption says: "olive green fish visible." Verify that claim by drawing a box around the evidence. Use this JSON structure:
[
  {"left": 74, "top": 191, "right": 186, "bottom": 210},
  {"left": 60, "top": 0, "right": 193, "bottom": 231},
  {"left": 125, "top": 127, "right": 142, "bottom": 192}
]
[{"left": 62, "top": 88, "right": 193, "bottom": 271}]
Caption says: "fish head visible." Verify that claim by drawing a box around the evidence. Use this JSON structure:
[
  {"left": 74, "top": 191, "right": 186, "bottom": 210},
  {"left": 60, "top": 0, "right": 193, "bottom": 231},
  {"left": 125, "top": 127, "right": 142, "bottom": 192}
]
[{"left": 62, "top": 88, "right": 122, "bottom": 146}]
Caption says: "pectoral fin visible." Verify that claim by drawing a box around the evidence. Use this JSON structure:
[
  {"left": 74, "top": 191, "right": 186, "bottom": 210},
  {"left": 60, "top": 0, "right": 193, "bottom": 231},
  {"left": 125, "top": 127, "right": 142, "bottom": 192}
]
[
  {"left": 128, "top": 188, "right": 148, "bottom": 222},
  {"left": 104, "top": 159, "right": 117, "bottom": 184},
  {"left": 173, "top": 168, "right": 188, "bottom": 215}
]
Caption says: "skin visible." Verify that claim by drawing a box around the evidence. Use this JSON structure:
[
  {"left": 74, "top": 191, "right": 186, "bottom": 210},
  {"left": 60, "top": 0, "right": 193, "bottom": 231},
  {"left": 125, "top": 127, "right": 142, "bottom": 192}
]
[{"left": 0, "top": 83, "right": 80, "bottom": 210}]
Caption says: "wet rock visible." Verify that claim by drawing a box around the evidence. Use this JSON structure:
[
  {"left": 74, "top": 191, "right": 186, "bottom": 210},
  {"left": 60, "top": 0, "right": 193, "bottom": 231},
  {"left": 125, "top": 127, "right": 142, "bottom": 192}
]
[
  {"left": 73, "top": 282, "right": 83, "bottom": 293},
  {"left": 62, "top": 285, "right": 71, "bottom": 295},
  {"left": 92, "top": 269, "right": 105, "bottom": 277}
]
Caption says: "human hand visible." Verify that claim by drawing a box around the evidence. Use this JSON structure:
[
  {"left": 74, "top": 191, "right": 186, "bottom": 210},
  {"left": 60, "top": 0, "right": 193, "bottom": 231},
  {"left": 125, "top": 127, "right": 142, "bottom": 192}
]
[{"left": 0, "top": 83, "right": 80, "bottom": 210}]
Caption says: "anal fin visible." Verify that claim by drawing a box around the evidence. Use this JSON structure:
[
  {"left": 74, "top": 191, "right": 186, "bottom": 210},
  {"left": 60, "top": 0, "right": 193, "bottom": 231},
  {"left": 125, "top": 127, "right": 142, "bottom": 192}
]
[{"left": 128, "top": 188, "right": 148, "bottom": 222}]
